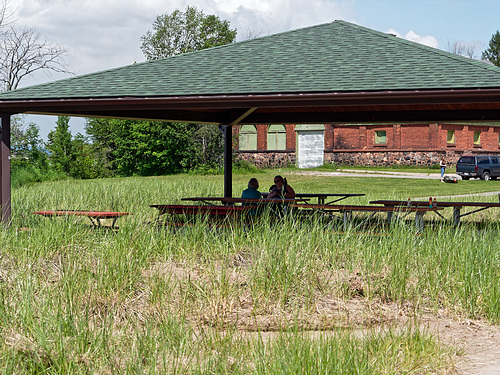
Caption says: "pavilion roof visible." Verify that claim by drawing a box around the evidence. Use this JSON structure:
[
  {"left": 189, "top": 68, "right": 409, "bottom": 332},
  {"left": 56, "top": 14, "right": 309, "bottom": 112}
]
[{"left": 2, "top": 20, "right": 500, "bottom": 101}]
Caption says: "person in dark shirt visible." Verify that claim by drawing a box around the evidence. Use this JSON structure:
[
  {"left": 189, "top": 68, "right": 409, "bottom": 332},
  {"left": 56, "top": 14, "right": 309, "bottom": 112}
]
[{"left": 267, "top": 175, "right": 296, "bottom": 199}]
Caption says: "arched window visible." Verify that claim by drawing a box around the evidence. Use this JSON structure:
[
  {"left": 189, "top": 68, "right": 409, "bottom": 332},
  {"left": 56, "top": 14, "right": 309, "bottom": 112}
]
[
  {"left": 267, "top": 124, "right": 286, "bottom": 150},
  {"left": 239, "top": 125, "right": 257, "bottom": 150}
]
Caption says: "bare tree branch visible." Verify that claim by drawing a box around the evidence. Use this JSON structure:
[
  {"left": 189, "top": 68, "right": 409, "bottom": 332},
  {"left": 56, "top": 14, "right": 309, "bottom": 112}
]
[
  {"left": 445, "top": 39, "right": 477, "bottom": 59},
  {"left": 0, "top": 0, "right": 15, "bottom": 28},
  {"left": 0, "top": 26, "right": 72, "bottom": 91},
  {"left": 242, "top": 27, "right": 263, "bottom": 41}
]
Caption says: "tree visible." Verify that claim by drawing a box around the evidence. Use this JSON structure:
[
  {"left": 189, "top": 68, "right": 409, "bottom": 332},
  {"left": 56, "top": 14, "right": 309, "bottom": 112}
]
[
  {"left": 0, "top": 25, "right": 71, "bottom": 91},
  {"left": 0, "top": 0, "right": 14, "bottom": 28},
  {"left": 446, "top": 40, "right": 477, "bottom": 59},
  {"left": 85, "top": 7, "right": 236, "bottom": 176},
  {"left": 85, "top": 118, "right": 197, "bottom": 176},
  {"left": 11, "top": 115, "right": 48, "bottom": 170},
  {"left": 137, "top": 6, "right": 236, "bottom": 173},
  {"left": 140, "top": 5, "right": 237, "bottom": 60},
  {"left": 46, "top": 116, "right": 73, "bottom": 174},
  {"left": 482, "top": 30, "right": 500, "bottom": 67}
]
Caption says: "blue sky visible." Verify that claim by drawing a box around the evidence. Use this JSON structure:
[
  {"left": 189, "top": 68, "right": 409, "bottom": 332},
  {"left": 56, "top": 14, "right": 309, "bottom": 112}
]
[
  {"left": 9, "top": 0, "right": 500, "bottom": 139},
  {"left": 351, "top": 0, "right": 498, "bottom": 51}
]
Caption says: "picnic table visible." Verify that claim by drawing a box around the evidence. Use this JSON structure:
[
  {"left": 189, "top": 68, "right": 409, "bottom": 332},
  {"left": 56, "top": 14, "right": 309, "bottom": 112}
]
[
  {"left": 290, "top": 203, "right": 442, "bottom": 231},
  {"left": 150, "top": 204, "right": 253, "bottom": 216},
  {"left": 262, "top": 193, "right": 365, "bottom": 205},
  {"left": 34, "top": 210, "right": 130, "bottom": 229},
  {"left": 370, "top": 199, "right": 500, "bottom": 226},
  {"left": 181, "top": 197, "right": 309, "bottom": 205},
  {"left": 149, "top": 204, "right": 256, "bottom": 228},
  {"left": 180, "top": 197, "right": 311, "bottom": 219}
]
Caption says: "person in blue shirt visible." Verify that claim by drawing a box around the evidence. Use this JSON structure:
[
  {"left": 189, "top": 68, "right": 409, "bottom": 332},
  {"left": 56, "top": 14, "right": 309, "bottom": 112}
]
[
  {"left": 241, "top": 178, "right": 262, "bottom": 216},
  {"left": 242, "top": 178, "right": 262, "bottom": 200}
]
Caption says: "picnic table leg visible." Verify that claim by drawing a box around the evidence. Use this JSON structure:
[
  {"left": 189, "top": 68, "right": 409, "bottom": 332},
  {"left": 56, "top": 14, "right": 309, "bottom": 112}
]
[
  {"left": 88, "top": 217, "right": 99, "bottom": 227},
  {"left": 415, "top": 211, "right": 425, "bottom": 232},
  {"left": 386, "top": 211, "right": 393, "bottom": 225},
  {"left": 453, "top": 207, "right": 461, "bottom": 227}
]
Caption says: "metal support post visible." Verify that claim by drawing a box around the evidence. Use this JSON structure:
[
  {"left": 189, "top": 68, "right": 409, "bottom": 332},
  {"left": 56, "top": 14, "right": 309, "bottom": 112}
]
[{"left": 0, "top": 114, "right": 11, "bottom": 224}]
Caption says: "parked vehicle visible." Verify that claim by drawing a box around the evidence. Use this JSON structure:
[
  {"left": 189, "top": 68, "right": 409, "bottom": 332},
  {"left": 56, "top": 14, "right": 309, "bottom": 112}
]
[{"left": 456, "top": 155, "right": 500, "bottom": 180}]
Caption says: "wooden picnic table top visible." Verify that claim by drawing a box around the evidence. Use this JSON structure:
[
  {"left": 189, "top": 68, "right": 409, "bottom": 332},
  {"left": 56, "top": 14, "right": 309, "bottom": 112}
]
[
  {"left": 150, "top": 204, "right": 253, "bottom": 214},
  {"left": 370, "top": 200, "right": 500, "bottom": 208},
  {"left": 180, "top": 197, "right": 309, "bottom": 204},
  {"left": 34, "top": 210, "right": 130, "bottom": 218},
  {"left": 290, "top": 204, "right": 443, "bottom": 212},
  {"left": 262, "top": 193, "right": 365, "bottom": 198}
]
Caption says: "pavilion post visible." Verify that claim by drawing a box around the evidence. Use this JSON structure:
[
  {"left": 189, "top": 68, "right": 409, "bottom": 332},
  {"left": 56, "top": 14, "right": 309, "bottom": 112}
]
[
  {"left": 221, "top": 125, "right": 232, "bottom": 198},
  {"left": 0, "top": 114, "right": 11, "bottom": 224}
]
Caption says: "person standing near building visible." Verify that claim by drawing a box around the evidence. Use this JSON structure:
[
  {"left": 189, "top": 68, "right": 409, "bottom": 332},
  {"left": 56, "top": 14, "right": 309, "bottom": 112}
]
[{"left": 440, "top": 158, "right": 446, "bottom": 182}]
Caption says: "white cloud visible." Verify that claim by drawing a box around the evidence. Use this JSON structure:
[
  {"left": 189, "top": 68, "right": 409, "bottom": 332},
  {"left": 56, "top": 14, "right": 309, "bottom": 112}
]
[
  {"left": 386, "top": 28, "right": 439, "bottom": 49},
  {"left": 8, "top": 0, "right": 356, "bottom": 139},
  {"left": 9, "top": 0, "right": 355, "bottom": 82}
]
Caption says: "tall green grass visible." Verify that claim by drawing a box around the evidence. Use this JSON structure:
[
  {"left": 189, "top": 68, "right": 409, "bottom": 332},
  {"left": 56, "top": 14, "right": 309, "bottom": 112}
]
[{"left": 2, "top": 173, "right": 499, "bottom": 372}]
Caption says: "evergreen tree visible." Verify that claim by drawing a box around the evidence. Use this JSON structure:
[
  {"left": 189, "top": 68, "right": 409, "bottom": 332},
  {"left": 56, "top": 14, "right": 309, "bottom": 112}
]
[
  {"left": 46, "top": 116, "right": 73, "bottom": 174},
  {"left": 482, "top": 30, "right": 500, "bottom": 67}
]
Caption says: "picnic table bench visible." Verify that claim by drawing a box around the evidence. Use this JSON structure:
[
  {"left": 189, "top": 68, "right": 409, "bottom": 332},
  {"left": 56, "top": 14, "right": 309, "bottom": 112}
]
[
  {"left": 290, "top": 203, "right": 442, "bottom": 231},
  {"left": 34, "top": 210, "right": 130, "bottom": 229},
  {"left": 370, "top": 199, "right": 500, "bottom": 226},
  {"left": 150, "top": 204, "right": 256, "bottom": 228},
  {"left": 150, "top": 204, "right": 253, "bottom": 216}
]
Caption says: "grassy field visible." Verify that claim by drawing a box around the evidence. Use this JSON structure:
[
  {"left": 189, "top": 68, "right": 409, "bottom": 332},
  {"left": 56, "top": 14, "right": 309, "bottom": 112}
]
[{"left": 2, "top": 171, "right": 500, "bottom": 373}]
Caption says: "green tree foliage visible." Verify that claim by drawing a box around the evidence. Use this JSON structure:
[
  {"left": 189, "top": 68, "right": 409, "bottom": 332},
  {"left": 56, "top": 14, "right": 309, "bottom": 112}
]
[
  {"left": 85, "top": 118, "right": 198, "bottom": 176},
  {"left": 46, "top": 116, "right": 109, "bottom": 179},
  {"left": 10, "top": 115, "right": 66, "bottom": 187},
  {"left": 192, "top": 125, "right": 224, "bottom": 172},
  {"left": 482, "top": 30, "right": 500, "bottom": 67},
  {"left": 11, "top": 115, "right": 48, "bottom": 170},
  {"left": 85, "top": 7, "right": 235, "bottom": 177},
  {"left": 46, "top": 116, "right": 73, "bottom": 174},
  {"left": 140, "top": 5, "right": 237, "bottom": 60}
]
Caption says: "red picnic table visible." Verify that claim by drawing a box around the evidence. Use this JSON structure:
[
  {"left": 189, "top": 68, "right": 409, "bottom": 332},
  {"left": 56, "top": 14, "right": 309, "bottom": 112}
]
[
  {"left": 34, "top": 210, "right": 130, "bottom": 229},
  {"left": 370, "top": 199, "right": 500, "bottom": 226},
  {"left": 290, "top": 203, "right": 442, "bottom": 231}
]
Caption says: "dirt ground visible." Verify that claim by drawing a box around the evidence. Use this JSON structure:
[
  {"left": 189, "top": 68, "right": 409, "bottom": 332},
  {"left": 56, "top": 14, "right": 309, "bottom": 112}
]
[
  {"left": 428, "top": 317, "right": 500, "bottom": 375},
  {"left": 149, "top": 261, "right": 500, "bottom": 374},
  {"left": 289, "top": 169, "right": 500, "bottom": 374}
]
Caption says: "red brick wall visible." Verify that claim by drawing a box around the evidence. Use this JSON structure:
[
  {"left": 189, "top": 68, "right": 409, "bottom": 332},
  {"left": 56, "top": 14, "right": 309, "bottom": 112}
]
[
  {"left": 401, "top": 124, "right": 433, "bottom": 149},
  {"left": 233, "top": 123, "right": 500, "bottom": 167}
]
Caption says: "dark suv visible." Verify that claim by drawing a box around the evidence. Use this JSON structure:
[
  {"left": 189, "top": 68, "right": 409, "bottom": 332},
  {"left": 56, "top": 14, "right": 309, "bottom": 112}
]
[{"left": 456, "top": 155, "right": 500, "bottom": 180}]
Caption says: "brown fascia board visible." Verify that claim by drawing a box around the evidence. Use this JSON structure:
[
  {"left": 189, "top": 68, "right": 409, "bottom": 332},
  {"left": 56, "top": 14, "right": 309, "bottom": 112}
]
[{"left": 1, "top": 88, "right": 500, "bottom": 115}]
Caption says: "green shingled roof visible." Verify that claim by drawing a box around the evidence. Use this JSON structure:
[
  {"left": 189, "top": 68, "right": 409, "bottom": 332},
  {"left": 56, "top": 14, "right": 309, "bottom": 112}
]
[{"left": 2, "top": 20, "right": 500, "bottom": 100}]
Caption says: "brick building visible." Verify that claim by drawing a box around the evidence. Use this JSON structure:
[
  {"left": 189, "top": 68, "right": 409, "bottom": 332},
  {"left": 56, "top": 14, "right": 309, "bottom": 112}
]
[{"left": 234, "top": 122, "right": 500, "bottom": 168}]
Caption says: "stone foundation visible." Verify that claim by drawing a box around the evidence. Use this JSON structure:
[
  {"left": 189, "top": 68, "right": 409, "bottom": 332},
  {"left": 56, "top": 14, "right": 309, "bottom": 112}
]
[
  {"left": 237, "top": 150, "right": 500, "bottom": 168},
  {"left": 324, "top": 150, "right": 481, "bottom": 167},
  {"left": 236, "top": 151, "right": 296, "bottom": 168}
]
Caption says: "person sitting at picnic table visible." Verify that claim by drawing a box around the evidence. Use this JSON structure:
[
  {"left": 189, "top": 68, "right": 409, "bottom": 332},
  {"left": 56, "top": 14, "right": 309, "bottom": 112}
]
[
  {"left": 267, "top": 175, "right": 296, "bottom": 199},
  {"left": 242, "top": 178, "right": 262, "bottom": 200},
  {"left": 241, "top": 178, "right": 262, "bottom": 216}
]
